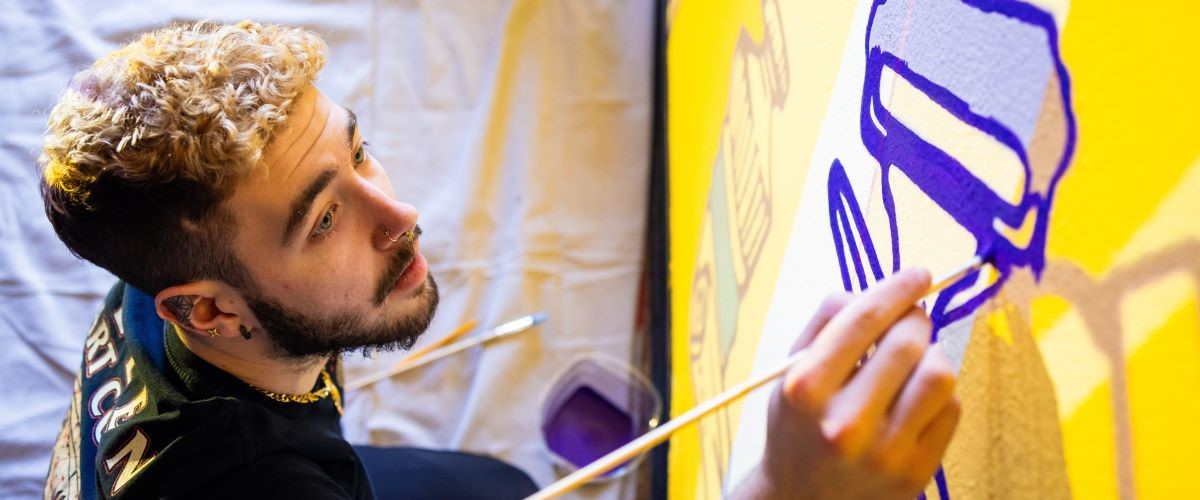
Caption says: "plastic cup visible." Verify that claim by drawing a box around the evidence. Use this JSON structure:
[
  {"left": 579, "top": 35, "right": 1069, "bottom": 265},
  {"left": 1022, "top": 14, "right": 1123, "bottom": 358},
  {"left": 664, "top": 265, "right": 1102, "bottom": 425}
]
[{"left": 540, "top": 355, "right": 662, "bottom": 483}]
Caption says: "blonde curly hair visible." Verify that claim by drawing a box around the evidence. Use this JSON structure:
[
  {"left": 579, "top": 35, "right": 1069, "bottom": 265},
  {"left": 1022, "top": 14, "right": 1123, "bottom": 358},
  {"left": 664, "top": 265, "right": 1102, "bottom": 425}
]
[
  {"left": 40, "top": 21, "right": 327, "bottom": 294},
  {"left": 42, "top": 20, "right": 326, "bottom": 206}
]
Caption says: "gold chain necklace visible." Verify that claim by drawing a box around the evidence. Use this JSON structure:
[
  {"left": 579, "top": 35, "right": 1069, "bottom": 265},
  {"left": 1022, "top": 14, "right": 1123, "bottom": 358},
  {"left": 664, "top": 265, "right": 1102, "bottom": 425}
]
[
  {"left": 171, "top": 324, "right": 343, "bottom": 414},
  {"left": 248, "top": 370, "right": 343, "bottom": 415}
]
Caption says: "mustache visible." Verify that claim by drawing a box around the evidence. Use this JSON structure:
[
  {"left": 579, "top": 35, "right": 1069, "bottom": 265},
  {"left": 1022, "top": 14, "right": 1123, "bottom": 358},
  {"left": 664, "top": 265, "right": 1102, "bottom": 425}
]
[{"left": 373, "top": 225, "right": 422, "bottom": 306}]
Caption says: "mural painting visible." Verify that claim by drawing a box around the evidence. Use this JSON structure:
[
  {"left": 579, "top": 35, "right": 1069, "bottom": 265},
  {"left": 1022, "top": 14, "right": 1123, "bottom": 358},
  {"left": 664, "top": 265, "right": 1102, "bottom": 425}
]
[{"left": 668, "top": 0, "right": 1200, "bottom": 498}]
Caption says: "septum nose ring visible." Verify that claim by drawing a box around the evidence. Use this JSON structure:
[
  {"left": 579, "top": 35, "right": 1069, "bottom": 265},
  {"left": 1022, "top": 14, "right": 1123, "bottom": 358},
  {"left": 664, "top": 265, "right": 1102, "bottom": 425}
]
[{"left": 384, "top": 229, "right": 416, "bottom": 243}]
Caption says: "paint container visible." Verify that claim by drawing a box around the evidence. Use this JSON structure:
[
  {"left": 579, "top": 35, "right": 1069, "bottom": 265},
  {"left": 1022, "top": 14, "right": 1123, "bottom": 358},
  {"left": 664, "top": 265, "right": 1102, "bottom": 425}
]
[{"left": 539, "top": 356, "right": 662, "bottom": 483}]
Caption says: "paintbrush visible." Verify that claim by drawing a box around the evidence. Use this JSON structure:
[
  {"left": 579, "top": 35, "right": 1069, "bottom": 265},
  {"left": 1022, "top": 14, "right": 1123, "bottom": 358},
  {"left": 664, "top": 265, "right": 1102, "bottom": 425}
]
[
  {"left": 346, "top": 313, "right": 547, "bottom": 391},
  {"left": 346, "top": 320, "right": 478, "bottom": 391},
  {"left": 525, "top": 257, "right": 985, "bottom": 500}
]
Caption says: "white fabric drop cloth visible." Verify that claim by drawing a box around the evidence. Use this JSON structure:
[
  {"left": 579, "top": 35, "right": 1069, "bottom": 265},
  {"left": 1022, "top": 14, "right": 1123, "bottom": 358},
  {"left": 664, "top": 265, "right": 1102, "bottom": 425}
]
[{"left": 0, "top": 1, "right": 652, "bottom": 498}]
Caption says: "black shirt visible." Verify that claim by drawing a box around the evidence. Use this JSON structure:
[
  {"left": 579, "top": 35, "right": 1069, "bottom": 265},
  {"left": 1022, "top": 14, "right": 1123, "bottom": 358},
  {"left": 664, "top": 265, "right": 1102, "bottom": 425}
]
[
  {"left": 46, "top": 282, "right": 540, "bottom": 500},
  {"left": 45, "top": 281, "right": 372, "bottom": 499}
]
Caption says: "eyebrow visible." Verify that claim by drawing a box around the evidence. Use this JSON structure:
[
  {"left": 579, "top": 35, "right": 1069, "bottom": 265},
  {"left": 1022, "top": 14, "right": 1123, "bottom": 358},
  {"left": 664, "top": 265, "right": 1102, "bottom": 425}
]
[
  {"left": 282, "top": 169, "right": 339, "bottom": 246},
  {"left": 345, "top": 109, "right": 358, "bottom": 150},
  {"left": 279, "top": 108, "right": 359, "bottom": 247}
]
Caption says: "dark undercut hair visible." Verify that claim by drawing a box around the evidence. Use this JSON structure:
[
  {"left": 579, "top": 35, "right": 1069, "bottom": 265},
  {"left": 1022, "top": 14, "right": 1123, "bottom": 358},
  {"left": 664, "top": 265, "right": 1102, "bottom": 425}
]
[{"left": 42, "top": 173, "right": 252, "bottom": 295}]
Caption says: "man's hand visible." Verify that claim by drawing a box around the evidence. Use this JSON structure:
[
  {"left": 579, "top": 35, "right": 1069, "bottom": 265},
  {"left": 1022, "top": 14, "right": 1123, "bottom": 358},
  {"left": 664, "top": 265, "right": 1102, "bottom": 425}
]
[{"left": 735, "top": 268, "right": 960, "bottom": 500}]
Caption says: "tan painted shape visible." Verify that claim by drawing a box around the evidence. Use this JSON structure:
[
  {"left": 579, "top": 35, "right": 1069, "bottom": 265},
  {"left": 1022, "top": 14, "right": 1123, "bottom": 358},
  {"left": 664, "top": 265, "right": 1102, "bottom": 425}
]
[
  {"left": 1038, "top": 158, "right": 1200, "bottom": 419},
  {"left": 686, "top": 212, "right": 734, "bottom": 498},
  {"left": 1024, "top": 240, "right": 1200, "bottom": 500},
  {"left": 1038, "top": 299, "right": 1110, "bottom": 421},
  {"left": 1026, "top": 69, "right": 1069, "bottom": 193},
  {"left": 945, "top": 282, "right": 1073, "bottom": 500}
]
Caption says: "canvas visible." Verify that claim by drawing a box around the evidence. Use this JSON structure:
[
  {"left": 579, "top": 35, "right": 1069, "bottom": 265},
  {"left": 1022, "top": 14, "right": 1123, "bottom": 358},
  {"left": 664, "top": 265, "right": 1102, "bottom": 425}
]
[{"left": 666, "top": 0, "right": 1200, "bottom": 498}]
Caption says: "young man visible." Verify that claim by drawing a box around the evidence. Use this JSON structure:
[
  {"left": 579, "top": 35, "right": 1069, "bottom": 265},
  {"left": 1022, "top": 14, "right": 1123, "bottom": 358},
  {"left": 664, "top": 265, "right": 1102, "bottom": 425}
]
[{"left": 41, "top": 21, "right": 959, "bottom": 499}]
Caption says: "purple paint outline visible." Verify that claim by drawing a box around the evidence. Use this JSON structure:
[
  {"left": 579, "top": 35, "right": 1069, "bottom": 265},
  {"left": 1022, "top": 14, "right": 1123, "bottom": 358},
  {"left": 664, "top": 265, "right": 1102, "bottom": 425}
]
[
  {"left": 828, "top": 159, "right": 886, "bottom": 291},
  {"left": 826, "top": 2, "right": 1078, "bottom": 496},
  {"left": 935, "top": 467, "right": 950, "bottom": 499},
  {"left": 827, "top": 0, "right": 1077, "bottom": 329}
]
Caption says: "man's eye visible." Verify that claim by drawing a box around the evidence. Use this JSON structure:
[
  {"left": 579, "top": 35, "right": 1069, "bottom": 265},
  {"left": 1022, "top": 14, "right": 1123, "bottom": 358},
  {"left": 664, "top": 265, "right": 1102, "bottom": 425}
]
[
  {"left": 353, "top": 142, "right": 369, "bottom": 166},
  {"left": 313, "top": 205, "right": 337, "bottom": 239}
]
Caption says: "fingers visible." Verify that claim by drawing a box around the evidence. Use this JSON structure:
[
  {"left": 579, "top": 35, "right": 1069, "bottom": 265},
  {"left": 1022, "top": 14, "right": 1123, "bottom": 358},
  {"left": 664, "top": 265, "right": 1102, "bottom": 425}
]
[
  {"left": 880, "top": 345, "right": 957, "bottom": 452},
  {"left": 783, "top": 268, "right": 931, "bottom": 411},
  {"left": 763, "top": 268, "right": 959, "bottom": 499},
  {"left": 789, "top": 293, "right": 852, "bottom": 354},
  {"left": 905, "top": 398, "right": 961, "bottom": 490},
  {"left": 776, "top": 294, "right": 852, "bottom": 420},
  {"left": 823, "top": 307, "right": 931, "bottom": 454}
]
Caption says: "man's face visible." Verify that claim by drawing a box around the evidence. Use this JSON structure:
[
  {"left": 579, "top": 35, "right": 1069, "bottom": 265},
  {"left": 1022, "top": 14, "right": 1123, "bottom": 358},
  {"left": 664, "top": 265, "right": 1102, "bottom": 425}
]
[{"left": 223, "top": 85, "right": 438, "bottom": 359}]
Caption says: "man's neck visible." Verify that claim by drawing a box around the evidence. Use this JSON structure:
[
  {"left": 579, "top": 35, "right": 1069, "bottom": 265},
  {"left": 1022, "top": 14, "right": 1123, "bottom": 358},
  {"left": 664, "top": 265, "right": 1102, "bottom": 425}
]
[{"left": 174, "top": 327, "right": 326, "bottom": 395}]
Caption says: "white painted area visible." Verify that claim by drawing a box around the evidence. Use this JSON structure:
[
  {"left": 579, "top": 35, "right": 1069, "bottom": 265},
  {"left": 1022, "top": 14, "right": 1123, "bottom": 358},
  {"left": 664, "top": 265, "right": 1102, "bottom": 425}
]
[
  {"left": 885, "top": 65, "right": 1028, "bottom": 205},
  {"left": 726, "top": 0, "right": 880, "bottom": 489}
]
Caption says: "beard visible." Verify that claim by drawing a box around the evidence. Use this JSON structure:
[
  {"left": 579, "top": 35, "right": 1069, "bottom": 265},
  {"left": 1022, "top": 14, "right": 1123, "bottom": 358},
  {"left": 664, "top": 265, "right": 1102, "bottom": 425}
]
[{"left": 243, "top": 235, "right": 440, "bottom": 360}]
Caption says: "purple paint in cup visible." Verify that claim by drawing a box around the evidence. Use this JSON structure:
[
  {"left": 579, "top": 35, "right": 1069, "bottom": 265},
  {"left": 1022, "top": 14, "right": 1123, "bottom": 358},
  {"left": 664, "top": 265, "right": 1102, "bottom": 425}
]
[{"left": 540, "top": 356, "right": 662, "bottom": 482}]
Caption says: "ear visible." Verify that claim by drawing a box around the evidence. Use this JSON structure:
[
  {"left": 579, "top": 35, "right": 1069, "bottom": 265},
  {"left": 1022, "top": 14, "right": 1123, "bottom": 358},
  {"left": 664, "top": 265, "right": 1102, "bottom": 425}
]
[{"left": 155, "top": 281, "right": 253, "bottom": 340}]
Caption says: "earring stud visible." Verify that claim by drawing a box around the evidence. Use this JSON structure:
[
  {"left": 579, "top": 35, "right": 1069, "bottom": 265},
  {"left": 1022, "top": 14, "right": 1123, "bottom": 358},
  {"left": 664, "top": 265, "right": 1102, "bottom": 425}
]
[{"left": 207, "top": 328, "right": 221, "bottom": 338}]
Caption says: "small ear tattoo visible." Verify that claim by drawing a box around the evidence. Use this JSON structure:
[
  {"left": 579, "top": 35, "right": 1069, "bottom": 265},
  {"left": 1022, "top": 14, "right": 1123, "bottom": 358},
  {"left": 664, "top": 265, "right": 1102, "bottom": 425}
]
[
  {"left": 239, "top": 325, "right": 253, "bottom": 340},
  {"left": 163, "top": 295, "right": 198, "bottom": 327}
]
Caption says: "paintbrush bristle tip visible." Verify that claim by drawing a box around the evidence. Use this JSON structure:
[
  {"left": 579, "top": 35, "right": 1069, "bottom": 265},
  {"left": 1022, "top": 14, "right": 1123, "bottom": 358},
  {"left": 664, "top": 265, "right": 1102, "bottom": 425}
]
[{"left": 977, "top": 244, "right": 996, "bottom": 265}]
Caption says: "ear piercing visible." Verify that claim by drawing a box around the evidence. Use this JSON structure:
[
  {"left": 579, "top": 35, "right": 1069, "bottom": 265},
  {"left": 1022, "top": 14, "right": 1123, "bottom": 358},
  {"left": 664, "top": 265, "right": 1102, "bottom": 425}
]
[{"left": 203, "top": 326, "right": 253, "bottom": 340}]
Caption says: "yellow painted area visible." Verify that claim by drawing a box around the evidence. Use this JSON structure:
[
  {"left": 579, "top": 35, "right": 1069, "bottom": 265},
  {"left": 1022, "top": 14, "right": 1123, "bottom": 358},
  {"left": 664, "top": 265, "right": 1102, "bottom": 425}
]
[
  {"left": 1061, "top": 381, "right": 1119, "bottom": 500},
  {"left": 667, "top": 2, "right": 764, "bottom": 497},
  {"left": 1029, "top": 294, "right": 1071, "bottom": 342},
  {"left": 1127, "top": 299, "right": 1200, "bottom": 499},
  {"left": 1049, "top": 1, "right": 1200, "bottom": 277},
  {"left": 1035, "top": 160, "right": 1200, "bottom": 419},
  {"left": 667, "top": 0, "right": 764, "bottom": 286},
  {"left": 1113, "top": 157, "right": 1200, "bottom": 269},
  {"left": 1037, "top": 301, "right": 1110, "bottom": 422},
  {"left": 996, "top": 208, "right": 1040, "bottom": 252},
  {"left": 1042, "top": 6, "right": 1200, "bottom": 497},
  {"left": 1037, "top": 172, "right": 1200, "bottom": 496},
  {"left": 667, "top": 1, "right": 858, "bottom": 497},
  {"left": 984, "top": 304, "right": 1015, "bottom": 346}
]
